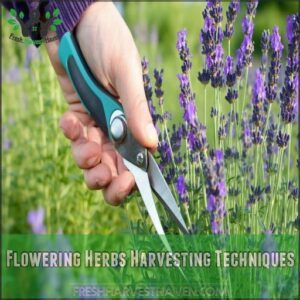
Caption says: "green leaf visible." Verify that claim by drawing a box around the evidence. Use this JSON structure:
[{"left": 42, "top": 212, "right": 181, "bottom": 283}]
[
  {"left": 19, "top": 11, "right": 24, "bottom": 19},
  {"left": 13, "top": 24, "right": 19, "bottom": 31},
  {"left": 53, "top": 8, "right": 60, "bottom": 17},
  {"left": 8, "top": 19, "right": 16, "bottom": 25},
  {"left": 53, "top": 18, "right": 62, "bottom": 25},
  {"left": 45, "top": 11, "right": 51, "bottom": 19},
  {"left": 50, "top": 25, "right": 57, "bottom": 32},
  {"left": 9, "top": 9, "right": 16, "bottom": 17}
]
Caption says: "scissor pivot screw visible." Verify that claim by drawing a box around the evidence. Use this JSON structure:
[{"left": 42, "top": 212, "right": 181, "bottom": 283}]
[
  {"left": 136, "top": 153, "right": 145, "bottom": 166},
  {"left": 110, "top": 116, "right": 127, "bottom": 143}
]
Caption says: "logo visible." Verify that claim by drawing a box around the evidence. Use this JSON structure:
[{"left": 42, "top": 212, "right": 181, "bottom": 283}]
[{"left": 7, "top": 5, "right": 62, "bottom": 45}]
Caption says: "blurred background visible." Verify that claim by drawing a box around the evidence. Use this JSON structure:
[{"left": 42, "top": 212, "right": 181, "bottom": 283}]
[{"left": 1, "top": 1, "right": 298, "bottom": 234}]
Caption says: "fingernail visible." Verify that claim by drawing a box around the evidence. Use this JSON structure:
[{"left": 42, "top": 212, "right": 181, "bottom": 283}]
[{"left": 146, "top": 123, "right": 158, "bottom": 145}]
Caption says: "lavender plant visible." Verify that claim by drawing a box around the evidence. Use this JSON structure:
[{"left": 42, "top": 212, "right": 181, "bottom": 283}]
[{"left": 143, "top": 0, "right": 299, "bottom": 235}]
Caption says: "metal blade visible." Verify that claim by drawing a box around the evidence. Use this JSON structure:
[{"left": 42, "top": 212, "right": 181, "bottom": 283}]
[
  {"left": 148, "top": 154, "right": 189, "bottom": 235},
  {"left": 123, "top": 159, "right": 175, "bottom": 253},
  {"left": 123, "top": 159, "right": 165, "bottom": 235},
  {"left": 123, "top": 158, "right": 187, "bottom": 278}
]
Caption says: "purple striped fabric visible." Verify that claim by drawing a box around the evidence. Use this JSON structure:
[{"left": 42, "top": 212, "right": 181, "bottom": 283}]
[{"left": 48, "top": 0, "right": 95, "bottom": 38}]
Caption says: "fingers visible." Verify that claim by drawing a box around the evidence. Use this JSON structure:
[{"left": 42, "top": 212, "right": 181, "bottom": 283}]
[
  {"left": 60, "top": 111, "right": 84, "bottom": 142},
  {"left": 83, "top": 163, "right": 111, "bottom": 190},
  {"left": 113, "top": 43, "right": 158, "bottom": 151},
  {"left": 103, "top": 171, "right": 135, "bottom": 206}
]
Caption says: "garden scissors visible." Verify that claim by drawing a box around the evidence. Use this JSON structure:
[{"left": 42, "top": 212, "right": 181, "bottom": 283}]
[{"left": 58, "top": 32, "right": 189, "bottom": 236}]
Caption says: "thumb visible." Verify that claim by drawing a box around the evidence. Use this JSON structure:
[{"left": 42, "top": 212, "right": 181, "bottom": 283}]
[{"left": 113, "top": 53, "right": 158, "bottom": 150}]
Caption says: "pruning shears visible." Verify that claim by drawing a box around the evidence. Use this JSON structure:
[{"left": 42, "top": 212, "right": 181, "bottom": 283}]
[{"left": 58, "top": 32, "right": 189, "bottom": 236}]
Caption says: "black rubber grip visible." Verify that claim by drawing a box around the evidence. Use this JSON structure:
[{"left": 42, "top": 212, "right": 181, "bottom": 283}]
[{"left": 67, "top": 56, "right": 109, "bottom": 136}]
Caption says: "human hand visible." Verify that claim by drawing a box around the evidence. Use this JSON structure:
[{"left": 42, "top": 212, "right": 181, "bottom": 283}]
[{"left": 46, "top": 2, "right": 158, "bottom": 205}]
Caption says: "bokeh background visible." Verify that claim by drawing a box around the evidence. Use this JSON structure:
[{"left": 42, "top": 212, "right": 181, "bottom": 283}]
[{"left": 1, "top": 2, "right": 298, "bottom": 234}]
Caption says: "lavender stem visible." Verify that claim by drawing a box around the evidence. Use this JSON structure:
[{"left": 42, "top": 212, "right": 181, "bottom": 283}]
[{"left": 241, "top": 67, "right": 249, "bottom": 113}]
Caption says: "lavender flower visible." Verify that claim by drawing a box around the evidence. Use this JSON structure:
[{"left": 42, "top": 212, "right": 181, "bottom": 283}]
[
  {"left": 187, "top": 121, "right": 208, "bottom": 153},
  {"left": 177, "top": 73, "right": 197, "bottom": 127},
  {"left": 224, "top": 56, "right": 236, "bottom": 87},
  {"left": 224, "top": 0, "right": 240, "bottom": 39},
  {"left": 27, "top": 207, "right": 46, "bottom": 234},
  {"left": 176, "top": 174, "right": 189, "bottom": 203},
  {"left": 266, "top": 26, "right": 283, "bottom": 103},
  {"left": 261, "top": 29, "right": 270, "bottom": 54},
  {"left": 260, "top": 29, "right": 270, "bottom": 75},
  {"left": 247, "top": 0, "right": 259, "bottom": 17},
  {"left": 203, "top": 149, "right": 227, "bottom": 234},
  {"left": 280, "top": 15, "right": 299, "bottom": 124},
  {"left": 241, "top": 119, "right": 252, "bottom": 150},
  {"left": 225, "top": 89, "right": 238, "bottom": 104},
  {"left": 198, "top": 68, "right": 210, "bottom": 85},
  {"left": 276, "top": 130, "right": 290, "bottom": 148},
  {"left": 235, "top": 2, "right": 258, "bottom": 75},
  {"left": 142, "top": 58, "right": 161, "bottom": 128},
  {"left": 206, "top": 0, "right": 223, "bottom": 25},
  {"left": 176, "top": 29, "right": 192, "bottom": 73},
  {"left": 207, "top": 43, "right": 225, "bottom": 88},
  {"left": 246, "top": 186, "right": 264, "bottom": 209},
  {"left": 270, "top": 26, "right": 284, "bottom": 53},
  {"left": 251, "top": 69, "right": 266, "bottom": 127},
  {"left": 154, "top": 69, "right": 165, "bottom": 105},
  {"left": 242, "top": 16, "right": 254, "bottom": 37},
  {"left": 199, "top": 3, "right": 224, "bottom": 86}
]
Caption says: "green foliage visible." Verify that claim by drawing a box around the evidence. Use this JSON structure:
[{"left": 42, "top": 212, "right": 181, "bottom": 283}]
[
  {"left": 53, "top": 8, "right": 60, "bottom": 17},
  {"left": 19, "top": 11, "right": 24, "bottom": 19},
  {"left": 45, "top": 11, "right": 51, "bottom": 19},
  {"left": 9, "top": 8, "right": 16, "bottom": 17}
]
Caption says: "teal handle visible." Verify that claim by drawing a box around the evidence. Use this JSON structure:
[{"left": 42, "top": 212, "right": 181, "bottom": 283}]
[{"left": 58, "top": 32, "right": 124, "bottom": 139}]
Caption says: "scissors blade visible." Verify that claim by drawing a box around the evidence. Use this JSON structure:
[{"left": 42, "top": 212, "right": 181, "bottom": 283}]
[
  {"left": 123, "top": 158, "right": 175, "bottom": 254},
  {"left": 123, "top": 159, "right": 165, "bottom": 235},
  {"left": 148, "top": 154, "right": 189, "bottom": 235}
]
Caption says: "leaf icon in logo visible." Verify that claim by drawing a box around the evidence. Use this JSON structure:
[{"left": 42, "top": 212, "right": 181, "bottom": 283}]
[
  {"left": 53, "top": 8, "right": 60, "bottom": 17},
  {"left": 9, "top": 9, "right": 17, "bottom": 17},
  {"left": 45, "top": 11, "right": 51, "bottom": 19},
  {"left": 53, "top": 19, "right": 62, "bottom": 25},
  {"left": 50, "top": 25, "right": 57, "bottom": 32}
]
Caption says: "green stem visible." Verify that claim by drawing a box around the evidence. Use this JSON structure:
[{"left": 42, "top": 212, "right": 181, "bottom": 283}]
[
  {"left": 204, "top": 86, "right": 207, "bottom": 126},
  {"left": 214, "top": 89, "right": 218, "bottom": 148},
  {"left": 241, "top": 67, "right": 249, "bottom": 113}
]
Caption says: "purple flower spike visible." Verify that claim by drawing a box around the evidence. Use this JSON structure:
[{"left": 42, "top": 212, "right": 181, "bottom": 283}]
[
  {"left": 242, "top": 17, "right": 254, "bottom": 37},
  {"left": 247, "top": 0, "right": 259, "bottom": 16},
  {"left": 266, "top": 26, "right": 284, "bottom": 103},
  {"left": 176, "top": 174, "right": 189, "bottom": 203},
  {"left": 280, "top": 14, "right": 299, "bottom": 124},
  {"left": 270, "top": 26, "right": 284, "bottom": 53},
  {"left": 252, "top": 69, "right": 266, "bottom": 131},
  {"left": 207, "top": 195, "right": 216, "bottom": 212},
  {"left": 184, "top": 100, "right": 197, "bottom": 127},
  {"left": 224, "top": 0, "right": 240, "bottom": 39},
  {"left": 224, "top": 56, "right": 233, "bottom": 76},
  {"left": 286, "top": 14, "right": 299, "bottom": 43},
  {"left": 252, "top": 69, "right": 266, "bottom": 104},
  {"left": 214, "top": 149, "right": 224, "bottom": 163},
  {"left": 176, "top": 29, "right": 192, "bottom": 73},
  {"left": 176, "top": 29, "right": 187, "bottom": 52},
  {"left": 27, "top": 207, "right": 46, "bottom": 234},
  {"left": 203, "top": 149, "right": 227, "bottom": 234}
]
